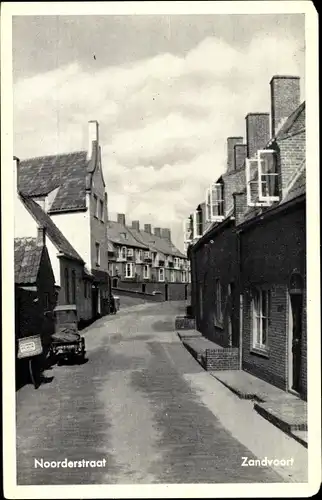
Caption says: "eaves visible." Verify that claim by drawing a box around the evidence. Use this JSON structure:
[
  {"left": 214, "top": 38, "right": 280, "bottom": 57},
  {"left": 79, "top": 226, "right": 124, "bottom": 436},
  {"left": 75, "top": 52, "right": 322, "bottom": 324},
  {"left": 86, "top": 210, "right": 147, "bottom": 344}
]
[{"left": 191, "top": 216, "right": 234, "bottom": 253}]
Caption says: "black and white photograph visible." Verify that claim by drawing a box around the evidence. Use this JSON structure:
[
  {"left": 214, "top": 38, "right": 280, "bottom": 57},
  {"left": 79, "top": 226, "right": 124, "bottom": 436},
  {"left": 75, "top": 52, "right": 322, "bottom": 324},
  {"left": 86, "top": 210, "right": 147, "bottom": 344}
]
[{"left": 1, "top": 1, "right": 320, "bottom": 498}]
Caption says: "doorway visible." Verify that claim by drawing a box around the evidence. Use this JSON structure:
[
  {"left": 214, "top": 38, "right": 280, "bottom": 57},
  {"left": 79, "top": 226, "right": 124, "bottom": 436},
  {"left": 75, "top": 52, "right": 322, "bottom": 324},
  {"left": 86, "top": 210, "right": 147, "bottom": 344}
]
[
  {"left": 288, "top": 273, "right": 304, "bottom": 394},
  {"left": 142, "top": 284, "right": 146, "bottom": 294},
  {"left": 165, "top": 284, "right": 169, "bottom": 301}
]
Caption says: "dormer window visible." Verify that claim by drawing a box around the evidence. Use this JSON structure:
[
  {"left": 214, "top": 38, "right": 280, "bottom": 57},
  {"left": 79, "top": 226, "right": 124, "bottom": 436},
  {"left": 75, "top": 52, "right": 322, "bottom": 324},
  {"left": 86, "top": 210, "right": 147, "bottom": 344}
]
[
  {"left": 246, "top": 150, "right": 279, "bottom": 207},
  {"left": 193, "top": 206, "right": 203, "bottom": 238},
  {"left": 120, "top": 246, "right": 127, "bottom": 259},
  {"left": 206, "top": 182, "right": 224, "bottom": 222}
]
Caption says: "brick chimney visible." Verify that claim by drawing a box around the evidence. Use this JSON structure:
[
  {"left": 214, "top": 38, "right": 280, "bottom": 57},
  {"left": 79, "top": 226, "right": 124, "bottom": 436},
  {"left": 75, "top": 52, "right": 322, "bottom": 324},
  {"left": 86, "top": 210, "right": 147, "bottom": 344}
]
[
  {"left": 117, "top": 213, "right": 126, "bottom": 225},
  {"left": 87, "top": 120, "right": 99, "bottom": 160},
  {"left": 245, "top": 113, "right": 270, "bottom": 159},
  {"left": 144, "top": 224, "right": 152, "bottom": 234},
  {"left": 161, "top": 228, "right": 171, "bottom": 240},
  {"left": 154, "top": 227, "right": 162, "bottom": 237},
  {"left": 270, "top": 75, "right": 300, "bottom": 137},
  {"left": 234, "top": 144, "right": 247, "bottom": 171},
  {"left": 233, "top": 192, "right": 247, "bottom": 227},
  {"left": 227, "top": 137, "right": 243, "bottom": 172},
  {"left": 132, "top": 220, "right": 140, "bottom": 231},
  {"left": 37, "top": 226, "right": 46, "bottom": 246}
]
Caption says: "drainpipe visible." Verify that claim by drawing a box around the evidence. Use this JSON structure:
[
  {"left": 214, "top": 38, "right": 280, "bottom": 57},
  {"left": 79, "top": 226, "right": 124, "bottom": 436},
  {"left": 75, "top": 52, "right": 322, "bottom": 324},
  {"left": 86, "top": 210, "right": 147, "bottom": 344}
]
[{"left": 237, "top": 229, "right": 243, "bottom": 370}]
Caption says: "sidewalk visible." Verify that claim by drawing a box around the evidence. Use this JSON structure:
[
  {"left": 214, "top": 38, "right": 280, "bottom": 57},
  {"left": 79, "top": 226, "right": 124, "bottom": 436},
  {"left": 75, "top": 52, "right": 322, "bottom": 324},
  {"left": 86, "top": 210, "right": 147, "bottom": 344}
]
[
  {"left": 210, "top": 370, "right": 307, "bottom": 448},
  {"left": 178, "top": 332, "right": 308, "bottom": 448}
]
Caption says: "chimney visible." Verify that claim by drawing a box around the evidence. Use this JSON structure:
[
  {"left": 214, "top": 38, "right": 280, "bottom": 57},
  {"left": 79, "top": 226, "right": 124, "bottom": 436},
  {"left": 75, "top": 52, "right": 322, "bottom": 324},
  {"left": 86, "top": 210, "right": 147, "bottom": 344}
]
[
  {"left": 233, "top": 192, "right": 247, "bottom": 227},
  {"left": 227, "top": 137, "right": 243, "bottom": 172},
  {"left": 144, "top": 224, "right": 152, "bottom": 234},
  {"left": 37, "top": 226, "right": 46, "bottom": 246},
  {"left": 117, "top": 213, "right": 126, "bottom": 225},
  {"left": 154, "top": 227, "right": 162, "bottom": 237},
  {"left": 245, "top": 113, "right": 270, "bottom": 159},
  {"left": 13, "top": 156, "right": 20, "bottom": 193},
  {"left": 87, "top": 120, "right": 99, "bottom": 160},
  {"left": 132, "top": 220, "right": 140, "bottom": 231},
  {"left": 161, "top": 228, "right": 171, "bottom": 240},
  {"left": 234, "top": 144, "right": 247, "bottom": 171},
  {"left": 270, "top": 75, "right": 300, "bottom": 137}
]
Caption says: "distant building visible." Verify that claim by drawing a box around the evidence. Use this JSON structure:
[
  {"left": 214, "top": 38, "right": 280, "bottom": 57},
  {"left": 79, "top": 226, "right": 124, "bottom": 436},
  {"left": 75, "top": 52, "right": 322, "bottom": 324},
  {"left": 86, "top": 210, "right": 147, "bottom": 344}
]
[{"left": 107, "top": 215, "right": 190, "bottom": 300}]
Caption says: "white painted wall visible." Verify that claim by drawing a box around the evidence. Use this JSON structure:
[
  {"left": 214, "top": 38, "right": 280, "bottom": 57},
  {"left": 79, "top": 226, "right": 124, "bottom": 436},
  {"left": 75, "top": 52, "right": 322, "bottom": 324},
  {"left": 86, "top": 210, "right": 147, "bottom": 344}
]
[{"left": 50, "top": 206, "right": 91, "bottom": 272}]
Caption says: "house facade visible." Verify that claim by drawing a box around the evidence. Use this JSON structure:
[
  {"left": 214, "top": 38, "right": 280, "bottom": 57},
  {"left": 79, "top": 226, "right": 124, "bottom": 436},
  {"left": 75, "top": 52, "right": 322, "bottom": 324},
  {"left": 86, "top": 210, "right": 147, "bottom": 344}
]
[
  {"left": 188, "top": 75, "right": 307, "bottom": 399},
  {"left": 107, "top": 215, "right": 190, "bottom": 300},
  {"left": 16, "top": 120, "right": 111, "bottom": 319}
]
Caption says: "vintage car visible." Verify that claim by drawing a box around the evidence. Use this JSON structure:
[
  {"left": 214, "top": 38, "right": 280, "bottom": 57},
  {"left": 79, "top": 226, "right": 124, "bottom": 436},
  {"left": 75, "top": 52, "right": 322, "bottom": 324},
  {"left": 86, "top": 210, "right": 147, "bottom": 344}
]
[{"left": 50, "top": 305, "right": 86, "bottom": 364}]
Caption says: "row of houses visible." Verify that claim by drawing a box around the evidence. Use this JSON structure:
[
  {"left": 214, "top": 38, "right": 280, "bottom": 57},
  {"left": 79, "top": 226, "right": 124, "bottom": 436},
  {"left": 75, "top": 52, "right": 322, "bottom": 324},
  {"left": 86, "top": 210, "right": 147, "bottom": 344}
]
[
  {"left": 14, "top": 120, "right": 189, "bottom": 352},
  {"left": 185, "top": 75, "right": 307, "bottom": 399}
]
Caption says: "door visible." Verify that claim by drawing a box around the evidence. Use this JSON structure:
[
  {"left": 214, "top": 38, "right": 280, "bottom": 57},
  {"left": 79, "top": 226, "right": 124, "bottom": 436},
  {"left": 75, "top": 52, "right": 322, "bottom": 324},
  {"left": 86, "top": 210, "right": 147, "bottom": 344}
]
[
  {"left": 289, "top": 273, "right": 304, "bottom": 393},
  {"left": 165, "top": 284, "right": 169, "bottom": 301},
  {"left": 228, "top": 283, "right": 239, "bottom": 347},
  {"left": 289, "top": 292, "right": 303, "bottom": 393},
  {"left": 92, "top": 286, "right": 99, "bottom": 318}
]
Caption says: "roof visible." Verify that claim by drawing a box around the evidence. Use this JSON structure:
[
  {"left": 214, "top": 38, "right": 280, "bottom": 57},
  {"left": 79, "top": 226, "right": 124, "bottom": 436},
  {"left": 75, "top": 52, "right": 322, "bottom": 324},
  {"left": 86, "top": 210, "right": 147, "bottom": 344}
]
[
  {"left": 106, "top": 221, "right": 148, "bottom": 249},
  {"left": 128, "top": 227, "right": 186, "bottom": 258},
  {"left": 282, "top": 167, "right": 306, "bottom": 205},
  {"left": 20, "top": 195, "right": 84, "bottom": 262},
  {"left": 275, "top": 101, "right": 305, "bottom": 140},
  {"left": 18, "top": 151, "right": 88, "bottom": 213},
  {"left": 14, "top": 237, "right": 43, "bottom": 284}
]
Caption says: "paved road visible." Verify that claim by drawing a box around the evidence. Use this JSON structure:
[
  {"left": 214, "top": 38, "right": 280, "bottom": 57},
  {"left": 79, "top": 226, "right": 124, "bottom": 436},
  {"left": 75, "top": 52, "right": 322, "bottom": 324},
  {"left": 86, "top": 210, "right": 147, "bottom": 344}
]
[{"left": 16, "top": 302, "right": 283, "bottom": 485}]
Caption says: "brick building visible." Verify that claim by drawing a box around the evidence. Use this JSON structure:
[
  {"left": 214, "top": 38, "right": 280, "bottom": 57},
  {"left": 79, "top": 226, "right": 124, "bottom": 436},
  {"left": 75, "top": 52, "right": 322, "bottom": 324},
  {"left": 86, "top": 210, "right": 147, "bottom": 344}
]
[
  {"left": 15, "top": 120, "right": 112, "bottom": 319},
  {"left": 188, "top": 75, "right": 306, "bottom": 398},
  {"left": 107, "top": 215, "right": 190, "bottom": 300}
]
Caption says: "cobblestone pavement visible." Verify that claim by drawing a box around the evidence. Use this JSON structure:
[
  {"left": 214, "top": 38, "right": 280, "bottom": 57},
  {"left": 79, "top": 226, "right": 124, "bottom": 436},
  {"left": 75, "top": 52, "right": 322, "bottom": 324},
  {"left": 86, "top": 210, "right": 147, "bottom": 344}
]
[{"left": 16, "top": 302, "right": 289, "bottom": 485}]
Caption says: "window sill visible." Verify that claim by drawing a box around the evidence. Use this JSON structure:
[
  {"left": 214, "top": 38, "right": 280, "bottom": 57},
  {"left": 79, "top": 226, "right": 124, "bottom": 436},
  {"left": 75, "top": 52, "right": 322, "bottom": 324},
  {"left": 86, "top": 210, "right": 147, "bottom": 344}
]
[{"left": 250, "top": 347, "right": 270, "bottom": 358}]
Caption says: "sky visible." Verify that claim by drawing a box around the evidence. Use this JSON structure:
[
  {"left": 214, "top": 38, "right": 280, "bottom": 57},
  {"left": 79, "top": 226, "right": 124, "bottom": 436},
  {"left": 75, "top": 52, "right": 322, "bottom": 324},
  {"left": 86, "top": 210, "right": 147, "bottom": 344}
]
[{"left": 13, "top": 14, "right": 305, "bottom": 251}]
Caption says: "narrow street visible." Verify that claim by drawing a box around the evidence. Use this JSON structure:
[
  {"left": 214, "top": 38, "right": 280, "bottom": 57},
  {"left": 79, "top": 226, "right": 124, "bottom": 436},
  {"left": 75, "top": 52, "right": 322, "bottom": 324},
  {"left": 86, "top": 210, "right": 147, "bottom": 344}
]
[{"left": 17, "top": 302, "right": 289, "bottom": 485}]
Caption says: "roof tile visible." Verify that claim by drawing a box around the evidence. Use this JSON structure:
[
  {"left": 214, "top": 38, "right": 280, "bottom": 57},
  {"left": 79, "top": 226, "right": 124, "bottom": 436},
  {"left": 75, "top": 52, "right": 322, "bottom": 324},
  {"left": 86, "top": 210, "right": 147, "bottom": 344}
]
[{"left": 14, "top": 237, "right": 43, "bottom": 284}]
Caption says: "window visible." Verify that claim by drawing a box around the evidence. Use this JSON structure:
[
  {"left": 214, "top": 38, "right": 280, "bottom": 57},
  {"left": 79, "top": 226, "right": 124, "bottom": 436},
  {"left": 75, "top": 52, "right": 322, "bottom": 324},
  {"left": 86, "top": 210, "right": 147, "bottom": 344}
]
[
  {"left": 136, "top": 249, "right": 142, "bottom": 261},
  {"left": 252, "top": 289, "right": 270, "bottom": 349},
  {"left": 184, "top": 215, "right": 194, "bottom": 244},
  {"left": 125, "top": 263, "right": 134, "bottom": 278},
  {"left": 93, "top": 194, "right": 98, "bottom": 218},
  {"left": 258, "top": 150, "right": 279, "bottom": 202},
  {"left": 193, "top": 206, "right": 203, "bottom": 237},
  {"left": 215, "top": 279, "right": 223, "bottom": 323},
  {"left": 158, "top": 268, "right": 165, "bottom": 282},
  {"left": 182, "top": 271, "right": 186, "bottom": 283},
  {"left": 127, "top": 248, "right": 134, "bottom": 257},
  {"left": 120, "top": 246, "right": 127, "bottom": 259},
  {"left": 71, "top": 270, "right": 76, "bottom": 304},
  {"left": 143, "top": 265, "right": 150, "bottom": 279},
  {"left": 206, "top": 182, "right": 224, "bottom": 222},
  {"left": 64, "top": 268, "right": 70, "bottom": 304},
  {"left": 246, "top": 150, "right": 278, "bottom": 206},
  {"left": 95, "top": 242, "right": 100, "bottom": 266},
  {"left": 144, "top": 251, "right": 150, "bottom": 259},
  {"left": 170, "top": 270, "right": 175, "bottom": 282},
  {"left": 99, "top": 199, "right": 104, "bottom": 221}
]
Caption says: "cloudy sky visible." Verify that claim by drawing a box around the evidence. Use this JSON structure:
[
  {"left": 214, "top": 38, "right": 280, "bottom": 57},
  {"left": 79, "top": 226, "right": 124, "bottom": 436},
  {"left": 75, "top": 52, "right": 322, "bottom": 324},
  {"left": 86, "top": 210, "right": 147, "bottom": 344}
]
[{"left": 13, "top": 14, "right": 305, "bottom": 251}]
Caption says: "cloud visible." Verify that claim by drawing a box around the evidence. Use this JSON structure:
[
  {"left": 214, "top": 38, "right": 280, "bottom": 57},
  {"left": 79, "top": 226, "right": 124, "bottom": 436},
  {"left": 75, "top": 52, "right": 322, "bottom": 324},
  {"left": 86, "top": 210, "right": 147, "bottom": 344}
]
[{"left": 14, "top": 33, "right": 304, "bottom": 250}]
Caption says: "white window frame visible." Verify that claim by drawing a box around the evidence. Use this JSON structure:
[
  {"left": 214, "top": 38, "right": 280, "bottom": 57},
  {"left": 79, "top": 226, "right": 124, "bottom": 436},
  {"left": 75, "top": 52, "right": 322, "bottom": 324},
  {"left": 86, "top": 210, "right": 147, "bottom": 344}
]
[
  {"left": 127, "top": 248, "right": 134, "bottom": 257},
  {"left": 158, "top": 267, "right": 165, "bottom": 282},
  {"left": 252, "top": 288, "right": 270, "bottom": 350},
  {"left": 193, "top": 209, "right": 203, "bottom": 238},
  {"left": 125, "top": 262, "right": 134, "bottom": 278},
  {"left": 206, "top": 182, "right": 225, "bottom": 222},
  {"left": 143, "top": 265, "right": 150, "bottom": 279},
  {"left": 144, "top": 250, "right": 150, "bottom": 259},
  {"left": 257, "top": 149, "right": 279, "bottom": 202}
]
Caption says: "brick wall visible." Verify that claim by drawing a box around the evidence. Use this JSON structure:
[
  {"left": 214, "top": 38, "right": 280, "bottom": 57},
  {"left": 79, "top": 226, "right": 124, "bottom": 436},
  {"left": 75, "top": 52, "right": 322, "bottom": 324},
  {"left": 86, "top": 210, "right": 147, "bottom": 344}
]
[
  {"left": 234, "top": 144, "right": 247, "bottom": 171},
  {"left": 270, "top": 76, "right": 301, "bottom": 136},
  {"left": 223, "top": 168, "right": 246, "bottom": 215},
  {"left": 240, "top": 203, "right": 306, "bottom": 397},
  {"left": 205, "top": 347, "right": 239, "bottom": 371},
  {"left": 246, "top": 113, "right": 270, "bottom": 159},
  {"left": 278, "top": 130, "right": 305, "bottom": 194}
]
